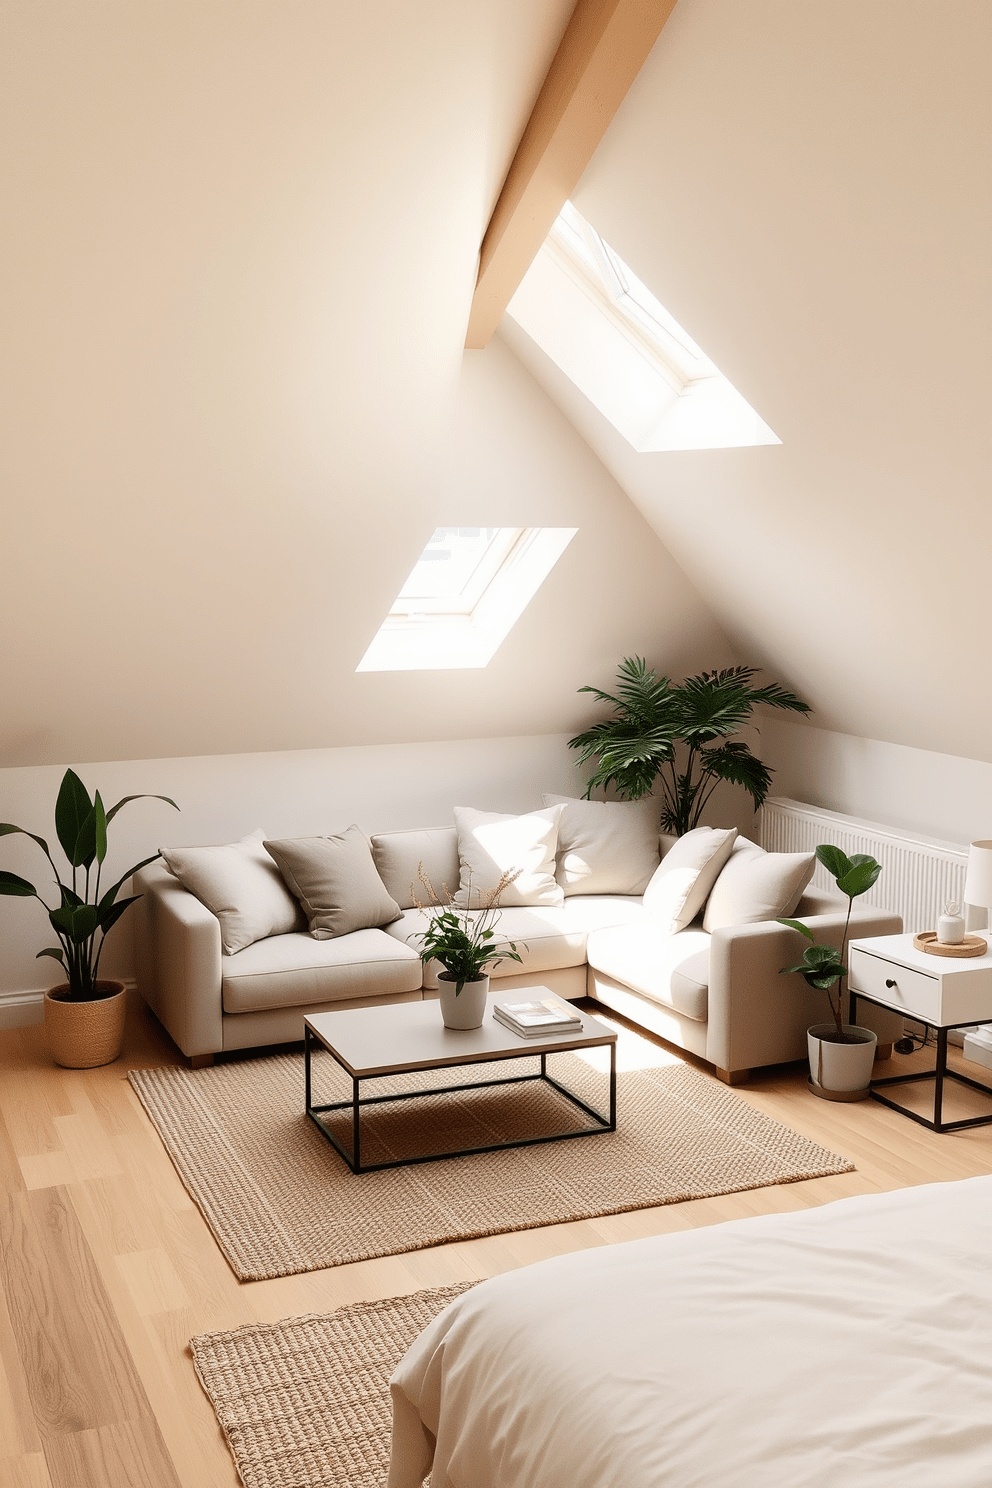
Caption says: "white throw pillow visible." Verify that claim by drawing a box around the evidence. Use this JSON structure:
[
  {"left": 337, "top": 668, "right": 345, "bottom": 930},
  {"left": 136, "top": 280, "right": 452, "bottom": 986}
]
[
  {"left": 642, "top": 826, "right": 738, "bottom": 933},
  {"left": 453, "top": 805, "right": 565, "bottom": 908},
  {"left": 703, "top": 837, "right": 816, "bottom": 932},
  {"left": 542, "top": 793, "right": 661, "bottom": 896},
  {"left": 160, "top": 829, "right": 302, "bottom": 955}
]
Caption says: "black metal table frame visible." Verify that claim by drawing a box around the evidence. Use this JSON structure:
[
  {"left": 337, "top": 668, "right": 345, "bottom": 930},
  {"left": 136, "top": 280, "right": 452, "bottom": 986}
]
[
  {"left": 851, "top": 989, "right": 992, "bottom": 1133},
  {"left": 304, "top": 1023, "right": 617, "bottom": 1174}
]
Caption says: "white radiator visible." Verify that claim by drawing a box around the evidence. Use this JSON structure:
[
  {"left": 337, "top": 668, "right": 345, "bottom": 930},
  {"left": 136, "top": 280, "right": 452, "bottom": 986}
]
[{"left": 760, "top": 797, "right": 970, "bottom": 937}]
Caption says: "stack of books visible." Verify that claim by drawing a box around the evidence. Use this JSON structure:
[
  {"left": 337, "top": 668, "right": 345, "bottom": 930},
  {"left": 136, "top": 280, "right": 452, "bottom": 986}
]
[{"left": 493, "top": 996, "right": 583, "bottom": 1038}]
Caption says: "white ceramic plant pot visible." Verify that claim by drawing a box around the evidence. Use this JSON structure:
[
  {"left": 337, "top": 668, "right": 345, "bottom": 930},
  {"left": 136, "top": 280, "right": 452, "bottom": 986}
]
[
  {"left": 438, "top": 973, "right": 489, "bottom": 1030},
  {"left": 807, "top": 1022, "right": 877, "bottom": 1098}
]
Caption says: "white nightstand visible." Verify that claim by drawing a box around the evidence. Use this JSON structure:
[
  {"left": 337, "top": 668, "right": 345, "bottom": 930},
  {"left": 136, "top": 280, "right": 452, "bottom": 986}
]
[{"left": 848, "top": 933, "right": 992, "bottom": 1132}]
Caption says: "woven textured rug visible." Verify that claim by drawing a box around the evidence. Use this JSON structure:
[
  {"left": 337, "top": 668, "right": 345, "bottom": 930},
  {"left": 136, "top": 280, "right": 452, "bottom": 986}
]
[
  {"left": 130, "top": 1049, "right": 852, "bottom": 1280},
  {"left": 191, "top": 1284, "right": 471, "bottom": 1488}
]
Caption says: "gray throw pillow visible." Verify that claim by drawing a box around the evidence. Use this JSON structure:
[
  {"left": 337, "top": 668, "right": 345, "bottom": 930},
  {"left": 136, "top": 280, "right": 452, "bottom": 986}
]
[
  {"left": 264, "top": 826, "right": 403, "bottom": 940},
  {"left": 160, "top": 828, "right": 302, "bottom": 955}
]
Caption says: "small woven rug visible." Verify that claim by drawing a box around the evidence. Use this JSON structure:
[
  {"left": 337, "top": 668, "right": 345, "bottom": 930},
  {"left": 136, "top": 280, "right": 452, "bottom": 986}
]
[
  {"left": 129, "top": 1047, "right": 852, "bottom": 1280},
  {"left": 191, "top": 1283, "right": 471, "bottom": 1488}
]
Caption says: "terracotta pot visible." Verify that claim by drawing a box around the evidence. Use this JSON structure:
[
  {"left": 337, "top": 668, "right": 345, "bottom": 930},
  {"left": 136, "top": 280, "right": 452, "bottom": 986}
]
[
  {"left": 807, "top": 1022, "right": 877, "bottom": 1100},
  {"left": 437, "top": 973, "right": 489, "bottom": 1030},
  {"left": 45, "top": 981, "right": 127, "bottom": 1068}
]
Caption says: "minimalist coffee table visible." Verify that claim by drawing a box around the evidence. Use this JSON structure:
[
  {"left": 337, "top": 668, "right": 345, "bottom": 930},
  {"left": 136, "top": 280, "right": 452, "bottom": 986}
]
[{"left": 304, "top": 995, "right": 617, "bottom": 1173}]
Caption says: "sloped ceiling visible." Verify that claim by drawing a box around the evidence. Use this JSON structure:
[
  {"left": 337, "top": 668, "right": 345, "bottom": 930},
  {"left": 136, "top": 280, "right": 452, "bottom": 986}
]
[
  {"left": 503, "top": 0, "right": 992, "bottom": 762},
  {"left": 4, "top": 0, "right": 733, "bottom": 766}
]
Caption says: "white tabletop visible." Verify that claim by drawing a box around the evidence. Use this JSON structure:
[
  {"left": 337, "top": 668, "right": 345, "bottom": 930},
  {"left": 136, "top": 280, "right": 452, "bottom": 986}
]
[
  {"left": 305, "top": 994, "right": 616, "bottom": 1078},
  {"left": 849, "top": 931, "right": 992, "bottom": 975}
]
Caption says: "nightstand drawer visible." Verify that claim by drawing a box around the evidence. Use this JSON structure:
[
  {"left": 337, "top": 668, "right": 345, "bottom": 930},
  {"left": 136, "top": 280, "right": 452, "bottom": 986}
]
[{"left": 848, "top": 949, "right": 939, "bottom": 1021}]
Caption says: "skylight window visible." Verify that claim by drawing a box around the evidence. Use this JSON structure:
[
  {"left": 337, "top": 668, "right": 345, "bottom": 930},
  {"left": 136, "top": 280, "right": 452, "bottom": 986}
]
[
  {"left": 506, "top": 201, "right": 780, "bottom": 453},
  {"left": 357, "top": 526, "right": 576, "bottom": 672}
]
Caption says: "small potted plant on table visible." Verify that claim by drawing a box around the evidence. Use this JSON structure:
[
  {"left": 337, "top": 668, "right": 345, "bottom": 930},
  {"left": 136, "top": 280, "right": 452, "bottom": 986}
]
[
  {"left": 0, "top": 769, "right": 178, "bottom": 1067},
  {"left": 779, "top": 845, "right": 883, "bottom": 1100},
  {"left": 415, "top": 870, "right": 522, "bottom": 1030}
]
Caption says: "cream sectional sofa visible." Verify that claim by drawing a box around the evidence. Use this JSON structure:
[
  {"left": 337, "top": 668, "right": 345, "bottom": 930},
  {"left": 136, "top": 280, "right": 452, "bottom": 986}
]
[{"left": 132, "top": 816, "right": 902, "bottom": 1083}]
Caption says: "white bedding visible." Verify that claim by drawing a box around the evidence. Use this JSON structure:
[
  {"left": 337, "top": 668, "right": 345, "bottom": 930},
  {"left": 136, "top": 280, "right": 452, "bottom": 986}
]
[{"left": 388, "top": 1177, "right": 992, "bottom": 1488}]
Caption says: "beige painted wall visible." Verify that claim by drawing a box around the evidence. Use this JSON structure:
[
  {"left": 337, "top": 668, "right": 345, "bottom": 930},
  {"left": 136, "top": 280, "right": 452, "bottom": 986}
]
[
  {"left": 507, "top": 0, "right": 992, "bottom": 763},
  {"left": 762, "top": 717, "right": 992, "bottom": 850}
]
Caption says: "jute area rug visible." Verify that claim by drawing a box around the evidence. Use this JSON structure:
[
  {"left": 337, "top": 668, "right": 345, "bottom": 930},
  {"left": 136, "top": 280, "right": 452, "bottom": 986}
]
[
  {"left": 191, "top": 1284, "right": 470, "bottom": 1488},
  {"left": 129, "top": 1046, "right": 852, "bottom": 1280}
]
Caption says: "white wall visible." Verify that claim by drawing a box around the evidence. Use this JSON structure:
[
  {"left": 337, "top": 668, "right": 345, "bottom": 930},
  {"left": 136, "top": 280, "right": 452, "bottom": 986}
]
[
  {"left": 507, "top": 0, "right": 992, "bottom": 765},
  {"left": 762, "top": 717, "right": 992, "bottom": 849}
]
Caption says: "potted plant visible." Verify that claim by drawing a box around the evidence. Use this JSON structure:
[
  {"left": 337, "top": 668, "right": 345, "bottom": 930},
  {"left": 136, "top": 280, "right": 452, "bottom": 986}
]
[
  {"left": 778, "top": 845, "right": 882, "bottom": 1100},
  {"left": 568, "top": 659, "right": 810, "bottom": 834},
  {"left": 0, "top": 768, "right": 178, "bottom": 1067},
  {"left": 414, "top": 869, "right": 522, "bottom": 1030}
]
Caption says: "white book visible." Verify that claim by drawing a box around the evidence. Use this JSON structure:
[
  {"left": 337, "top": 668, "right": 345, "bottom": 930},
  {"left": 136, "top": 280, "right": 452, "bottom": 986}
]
[{"left": 493, "top": 997, "right": 582, "bottom": 1034}]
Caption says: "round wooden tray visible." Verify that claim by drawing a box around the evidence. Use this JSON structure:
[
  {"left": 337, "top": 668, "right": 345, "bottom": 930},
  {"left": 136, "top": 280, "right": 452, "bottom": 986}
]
[{"left": 914, "top": 931, "right": 988, "bottom": 958}]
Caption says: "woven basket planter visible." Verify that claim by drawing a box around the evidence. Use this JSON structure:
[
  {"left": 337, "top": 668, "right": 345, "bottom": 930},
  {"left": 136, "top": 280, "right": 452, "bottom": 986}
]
[{"left": 45, "top": 980, "right": 127, "bottom": 1068}]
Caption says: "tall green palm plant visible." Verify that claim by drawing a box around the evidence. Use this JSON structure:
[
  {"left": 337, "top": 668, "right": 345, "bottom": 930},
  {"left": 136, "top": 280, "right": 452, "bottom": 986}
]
[{"left": 568, "top": 659, "right": 810, "bottom": 835}]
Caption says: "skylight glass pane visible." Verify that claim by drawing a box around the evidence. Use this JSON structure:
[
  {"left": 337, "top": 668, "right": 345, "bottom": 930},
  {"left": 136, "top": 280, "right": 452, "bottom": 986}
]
[
  {"left": 506, "top": 203, "right": 780, "bottom": 454},
  {"left": 398, "top": 528, "right": 511, "bottom": 604},
  {"left": 356, "top": 526, "right": 577, "bottom": 672}
]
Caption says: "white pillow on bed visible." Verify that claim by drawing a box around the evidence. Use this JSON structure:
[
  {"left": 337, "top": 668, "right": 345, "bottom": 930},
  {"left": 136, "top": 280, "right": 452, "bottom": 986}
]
[{"left": 641, "top": 826, "right": 737, "bottom": 933}]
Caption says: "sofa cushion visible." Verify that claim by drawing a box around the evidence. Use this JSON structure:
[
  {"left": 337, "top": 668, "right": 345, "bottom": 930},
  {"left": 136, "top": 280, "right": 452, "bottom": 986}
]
[
  {"left": 586, "top": 924, "right": 711, "bottom": 1022},
  {"left": 542, "top": 793, "right": 661, "bottom": 896},
  {"left": 703, "top": 837, "right": 816, "bottom": 932},
  {"left": 452, "top": 805, "right": 565, "bottom": 907},
  {"left": 642, "top": 826, "right": 737, "bottom": 933},
  {"left": 370, "top": 826, "right": 460, "bottom": 910},
  {"left": 159, "top": 829, "right": 303, "bottom": 955},
  {"left": 385, "top": 897, "right": 645, "bottom": 989},
  {"left": 264, "top": 827, "right": 402, "bottom": 940},
  {"left": 221, "top": 928, "right": 423, "bottom": 1014}
]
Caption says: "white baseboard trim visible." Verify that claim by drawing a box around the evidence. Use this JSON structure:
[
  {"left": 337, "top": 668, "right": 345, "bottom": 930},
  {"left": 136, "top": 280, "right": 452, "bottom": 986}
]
[
  {"left": 0, "top": 978, "right": 138, "bottom": 1031},
  {"left": 0, "top": 990, "right": 46, "bottom": 1029}
]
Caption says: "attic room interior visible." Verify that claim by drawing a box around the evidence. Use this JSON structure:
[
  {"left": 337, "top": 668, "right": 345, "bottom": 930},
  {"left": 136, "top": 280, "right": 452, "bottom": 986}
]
[{"left": 2, "top": 1, "right": 992, "bottom": 1484}]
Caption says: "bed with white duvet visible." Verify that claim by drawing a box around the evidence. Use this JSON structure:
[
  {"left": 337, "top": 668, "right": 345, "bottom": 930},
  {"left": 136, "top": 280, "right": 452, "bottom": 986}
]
[{"left": 387, "top": 1177, "right": 992, "bottom": 1488}]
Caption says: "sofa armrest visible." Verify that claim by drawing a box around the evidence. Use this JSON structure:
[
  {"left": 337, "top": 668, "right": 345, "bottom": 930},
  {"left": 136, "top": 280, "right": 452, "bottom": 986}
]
[
  {"left": 706, "top": 906, "right": 903, "bottom": 1075},
  {"left": 133, "top": 862, "right": 223, "bottom": 1058},
  {"left": 794, "top": 886, "right": 845, "bottom": 916}
]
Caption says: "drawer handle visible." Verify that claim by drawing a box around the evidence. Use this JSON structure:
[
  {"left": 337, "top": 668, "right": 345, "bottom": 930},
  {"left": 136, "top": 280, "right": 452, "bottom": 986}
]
[{"left": 885, "top": 978, "right": 897, "bottom": 989}]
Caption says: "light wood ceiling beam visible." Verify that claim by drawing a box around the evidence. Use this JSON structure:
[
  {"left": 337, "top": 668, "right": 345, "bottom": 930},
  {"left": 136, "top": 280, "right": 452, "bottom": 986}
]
[{"left": 465, "top": 0, "right": 679, "bottom": 350}]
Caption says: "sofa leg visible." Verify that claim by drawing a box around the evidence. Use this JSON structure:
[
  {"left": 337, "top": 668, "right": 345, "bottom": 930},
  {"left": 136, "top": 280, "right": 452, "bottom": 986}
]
[
  {"left": 190, "top": 1053, "right": 214, "bottom": 1069},
  {"left": 714, "top": 1066, "right": 750, "bottom": 1086},
  {"left": 874, "top": 1042, "right": 893, "bottom": 1062}
]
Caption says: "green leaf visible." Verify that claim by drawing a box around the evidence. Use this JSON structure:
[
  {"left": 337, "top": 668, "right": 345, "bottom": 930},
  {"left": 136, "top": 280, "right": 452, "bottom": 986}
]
[
  {"left": 777, "top": 917, "right": 815, "bottom": 940},
  {"left": 815, "top": 844, "right": 852, "bottom": 882},
  {"left": 0, "top": 824, "right": 55, "bottom": 863},
  {"left": 49, "top": 904, "right": 100, "bottom": 943},
  {"left": 697, "top": 741, "right": 772, "bottom": 807},
  {"left": 97, "top": 895, "right": 140, "bottom": 935},
  {"left": 0, "top": 870, "right": 36, "bottom": 897},
  {"left": 104, "top": 792, "right": 179, "bottom": 824},
  {"left": 55, "top": 769, "right": 93, "bottom": 864},
  {"left": 36, "top": 947, "right": 67, "bottom": 966},
  {"left": 94, "top": 792, "right": 108, "bottom": 865},
  {"left": 72, "top": 806, "right": 98, "bottom": 869},
  {"left": 836, "top": 859, "right": 881, "bottom": 899},
  {"left": 59, "top": 885, "right": 84, "bottom": 909},
  {"left": 96, "top": 854, "right": 163, "bottom": 915}
]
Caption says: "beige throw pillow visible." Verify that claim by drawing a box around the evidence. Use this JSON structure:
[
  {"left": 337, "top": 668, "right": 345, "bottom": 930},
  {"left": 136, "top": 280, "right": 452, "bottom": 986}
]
[
  {"left": 703, "top": 837, "right": 816, "bottom": 932},
  {"left": 453, "top": 805, "right": 565, "bottom": 908},
  {"left": 542, "top": 793, "right": 661, "bottom": 896},
  {"left": 264, "top": 827, "right": 402, "bottom": 940},
  {"left": 641, "top": 826, "right": 738, "bottom": 934},
  {"left": 160, "top": 829, "right": 302, "bottom": 955}
]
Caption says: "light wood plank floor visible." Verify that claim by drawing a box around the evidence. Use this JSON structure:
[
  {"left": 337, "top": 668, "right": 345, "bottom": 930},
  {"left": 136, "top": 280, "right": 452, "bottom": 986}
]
[{"left": 3, "top": 995, "right": 992, "bottom": 1487}]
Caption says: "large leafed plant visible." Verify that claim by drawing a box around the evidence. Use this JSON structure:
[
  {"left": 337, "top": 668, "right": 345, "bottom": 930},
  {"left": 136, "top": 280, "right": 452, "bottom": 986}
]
[
  {"left": 0, "top": 768, "right": 178, "bottom": 1001},
  {"left": 568, "top": 658, "right": 810, "bottom": 835}
]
